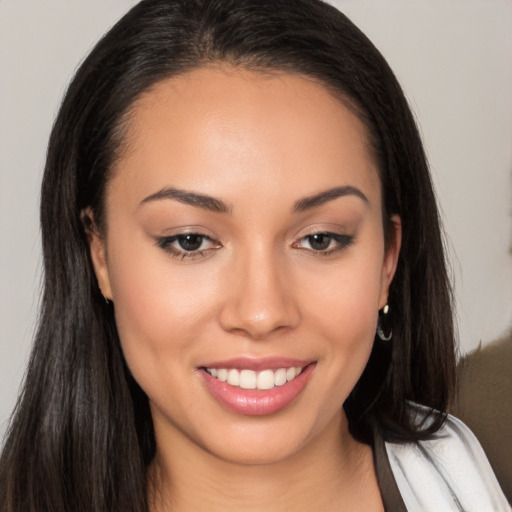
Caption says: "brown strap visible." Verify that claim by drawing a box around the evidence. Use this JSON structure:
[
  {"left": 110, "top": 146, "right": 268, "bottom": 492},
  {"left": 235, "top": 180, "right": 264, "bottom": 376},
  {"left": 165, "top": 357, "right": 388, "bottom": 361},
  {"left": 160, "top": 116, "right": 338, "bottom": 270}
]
[{"left": 372, "top": 425, "right": 408, "bottom": 512}]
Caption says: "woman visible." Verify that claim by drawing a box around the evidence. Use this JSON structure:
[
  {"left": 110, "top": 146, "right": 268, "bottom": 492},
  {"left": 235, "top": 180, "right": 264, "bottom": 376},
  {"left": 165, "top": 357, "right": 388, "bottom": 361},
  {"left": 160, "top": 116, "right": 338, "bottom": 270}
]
[{"left": 0, "top": 0, "right": 508, "bottom": 510}]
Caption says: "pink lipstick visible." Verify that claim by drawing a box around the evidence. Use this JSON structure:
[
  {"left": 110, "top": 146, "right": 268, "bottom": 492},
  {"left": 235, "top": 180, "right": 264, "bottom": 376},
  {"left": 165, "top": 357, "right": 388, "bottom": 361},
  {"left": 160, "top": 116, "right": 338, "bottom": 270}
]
[{"left": 200, "top": 358, "right": 315, "bottom": 416}]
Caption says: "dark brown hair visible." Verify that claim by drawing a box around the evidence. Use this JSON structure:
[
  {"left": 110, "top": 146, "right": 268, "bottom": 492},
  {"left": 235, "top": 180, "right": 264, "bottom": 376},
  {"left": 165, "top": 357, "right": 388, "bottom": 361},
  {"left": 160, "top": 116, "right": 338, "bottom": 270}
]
[{"left": 0, "top": 1, "right": 455, "bottom": 510}]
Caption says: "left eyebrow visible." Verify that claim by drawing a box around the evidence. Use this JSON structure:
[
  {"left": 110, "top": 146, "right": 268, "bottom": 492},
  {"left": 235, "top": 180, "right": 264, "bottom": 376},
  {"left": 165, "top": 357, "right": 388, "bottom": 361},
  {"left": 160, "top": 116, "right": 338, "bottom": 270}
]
[
  {"left": 293, "top": 186, "right": 369, "bottom": 212},
  {"left": 140, "top": 187, "right": 231, "bottom": 214}
]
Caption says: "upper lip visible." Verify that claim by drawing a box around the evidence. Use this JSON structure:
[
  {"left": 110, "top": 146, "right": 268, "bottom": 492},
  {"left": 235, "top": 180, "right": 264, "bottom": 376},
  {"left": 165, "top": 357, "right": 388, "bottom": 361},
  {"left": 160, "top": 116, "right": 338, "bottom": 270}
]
[{"left": 200, "top": 357, "right": 314, "bottom": 371}]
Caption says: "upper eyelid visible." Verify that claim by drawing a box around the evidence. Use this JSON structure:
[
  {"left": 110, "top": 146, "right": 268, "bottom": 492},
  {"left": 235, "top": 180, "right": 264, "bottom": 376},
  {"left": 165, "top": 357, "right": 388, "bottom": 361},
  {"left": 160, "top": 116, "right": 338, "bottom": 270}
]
[
  {"left": 157, "top": 225, "right": 216, "bottom": 236},
  {"left": 295, "top": 232, "right": 355, "bottom": 243},
  {"left": 156, "top": 233, "right": 219, "bottom": 247},
  {"left": 292, "top": 231, "right": 356, "bottom": 251},
  {"left": 161, "top": 232, "right": 213, "bottom": 241},
  {"left": 293, "top": 229, "right": 354, "bottom": 242},
  {"left": 154, "top": 226, "right": 220, "bottom": 242},
  {"left": 154, "top": 234, "right": 221, "bottom": 261},
  {"left": 292, "top": 221, "right": 352, "bottom": 236}
]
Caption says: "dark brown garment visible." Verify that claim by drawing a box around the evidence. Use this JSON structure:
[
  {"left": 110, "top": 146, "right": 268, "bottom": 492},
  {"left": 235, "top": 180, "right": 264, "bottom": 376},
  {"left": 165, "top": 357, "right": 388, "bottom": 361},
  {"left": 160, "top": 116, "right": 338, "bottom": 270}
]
[{"left": 453, "top": 329, "right": 512, "bottom": 503}]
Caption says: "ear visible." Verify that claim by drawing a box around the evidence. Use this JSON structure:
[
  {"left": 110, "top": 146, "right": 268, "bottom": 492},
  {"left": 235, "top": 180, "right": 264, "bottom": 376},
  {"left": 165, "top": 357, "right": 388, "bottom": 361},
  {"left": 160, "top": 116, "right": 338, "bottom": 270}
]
[
  {"left": 379, "top": 214, "right": 401, "bottom": 309},
  {"left": 81, "top": 208, "right": 113, "bottom": 301}
]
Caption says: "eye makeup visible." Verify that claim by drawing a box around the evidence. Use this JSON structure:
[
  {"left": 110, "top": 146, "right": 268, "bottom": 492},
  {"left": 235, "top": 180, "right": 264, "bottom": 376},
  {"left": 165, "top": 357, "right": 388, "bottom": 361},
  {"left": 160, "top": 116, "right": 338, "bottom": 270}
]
[
  {"left": 293, "top": 231, "right": 355, "bottom": 256},
  {"left": 154, "top": 231, "right": 222, "bottom": 260}
]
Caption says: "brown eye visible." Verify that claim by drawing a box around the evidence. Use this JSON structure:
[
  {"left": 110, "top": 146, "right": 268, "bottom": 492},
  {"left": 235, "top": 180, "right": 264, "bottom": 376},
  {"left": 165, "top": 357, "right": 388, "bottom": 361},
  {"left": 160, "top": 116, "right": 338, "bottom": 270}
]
[
  {"left": 177, "top": 234, "right": 204, "bottom": 251},
  {"left": 293, "top": 232, "right": 355, "bottom": 255},
  {"left": 307, "top": 234, "right": 332, "bottom": 251},
  {"left": 155, "top": 232, "right": 222, "bottom": 260}
]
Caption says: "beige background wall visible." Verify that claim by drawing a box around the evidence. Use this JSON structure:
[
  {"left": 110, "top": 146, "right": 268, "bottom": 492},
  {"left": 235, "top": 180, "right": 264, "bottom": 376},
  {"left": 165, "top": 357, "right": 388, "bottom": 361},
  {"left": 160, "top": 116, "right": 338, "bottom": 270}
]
[{"left": 1, "top": 0, "right": 511, "bottom": 439}]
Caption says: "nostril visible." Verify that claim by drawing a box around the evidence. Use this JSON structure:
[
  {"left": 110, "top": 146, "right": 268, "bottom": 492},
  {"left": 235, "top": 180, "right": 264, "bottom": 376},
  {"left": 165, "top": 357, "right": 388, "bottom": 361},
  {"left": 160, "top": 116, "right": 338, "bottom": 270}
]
[
  {"left": 218, "top": 303, "right": 301, "bottom": 339},
  {"left": 217, "top": 258, "right": 301, "bottom": 337}
]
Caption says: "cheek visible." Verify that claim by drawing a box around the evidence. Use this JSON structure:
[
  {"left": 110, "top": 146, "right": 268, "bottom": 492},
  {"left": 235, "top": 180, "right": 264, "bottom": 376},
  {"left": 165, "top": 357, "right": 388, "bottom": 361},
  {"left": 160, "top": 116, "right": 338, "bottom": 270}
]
[
  {"left": 105, "top": 233, "right": 221, "bottom": 377},
  {"left": 301, "top": 253, "right": 383, "bottom": 340},
  {"left": 296, "top": 251, "right": 383, "bottom": 399}
]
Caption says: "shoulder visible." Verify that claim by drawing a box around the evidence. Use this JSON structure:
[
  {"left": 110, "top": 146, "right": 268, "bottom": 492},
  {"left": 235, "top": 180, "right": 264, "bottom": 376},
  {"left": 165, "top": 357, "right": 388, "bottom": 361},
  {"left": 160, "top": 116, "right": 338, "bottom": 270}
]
[
  {"left": 384, "top": 412, "right": 511, "bottom": 511},
  {"left": 457, "top": 331, "right": 512, "bottom": 399}
]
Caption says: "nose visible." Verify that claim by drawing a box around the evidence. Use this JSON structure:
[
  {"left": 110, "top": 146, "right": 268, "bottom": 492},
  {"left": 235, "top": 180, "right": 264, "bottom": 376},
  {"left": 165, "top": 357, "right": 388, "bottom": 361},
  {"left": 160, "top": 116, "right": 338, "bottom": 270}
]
[{"left": 218, "top": 248, "right": 301, "bottom": 339}]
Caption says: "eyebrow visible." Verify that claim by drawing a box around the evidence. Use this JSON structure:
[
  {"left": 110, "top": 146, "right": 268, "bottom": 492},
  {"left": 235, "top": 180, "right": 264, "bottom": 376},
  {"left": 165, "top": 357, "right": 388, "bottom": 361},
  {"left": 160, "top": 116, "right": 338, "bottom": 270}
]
[
  {"left": 293, "top": 186, "right": 369, "bottom": 212},
  {"left": 140, "top": 184, "right": 367, "bottom": 214},
  {"left": 140, "top": 187, "right": 231, "bottom": 214}
]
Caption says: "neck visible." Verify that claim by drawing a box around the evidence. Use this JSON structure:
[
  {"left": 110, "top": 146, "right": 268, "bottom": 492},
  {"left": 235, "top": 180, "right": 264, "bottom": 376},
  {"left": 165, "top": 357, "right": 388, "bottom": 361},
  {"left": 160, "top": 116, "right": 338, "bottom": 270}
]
[{"left": 148, "top": 411, "right": 383, "bottom": 512}]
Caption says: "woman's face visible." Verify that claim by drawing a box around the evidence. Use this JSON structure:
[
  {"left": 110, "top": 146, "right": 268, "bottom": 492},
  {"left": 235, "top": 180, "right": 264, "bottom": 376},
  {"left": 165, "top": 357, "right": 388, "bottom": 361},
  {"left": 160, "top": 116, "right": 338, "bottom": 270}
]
[{"left": 89, "top": 67, "right": 400, "bottom": 465}]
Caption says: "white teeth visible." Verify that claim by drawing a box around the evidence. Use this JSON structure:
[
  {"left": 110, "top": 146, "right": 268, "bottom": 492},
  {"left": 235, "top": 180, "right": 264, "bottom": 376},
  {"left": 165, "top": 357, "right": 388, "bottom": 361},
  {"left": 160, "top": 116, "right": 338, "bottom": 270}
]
[
  {"left": 206, "top": 366, "right": 305, "bottom": 390},
  {"left": 274, "top": 368, "right": 287, "bottom": 386},
  {"left": 257, "top": 369, "right": 275, "bottom": 390},
  {"left": 227, "top": 369, "right": 240, "bottom": 386},
  {"left": 239, "top": 369, "right": 256, "bottom": 389}
]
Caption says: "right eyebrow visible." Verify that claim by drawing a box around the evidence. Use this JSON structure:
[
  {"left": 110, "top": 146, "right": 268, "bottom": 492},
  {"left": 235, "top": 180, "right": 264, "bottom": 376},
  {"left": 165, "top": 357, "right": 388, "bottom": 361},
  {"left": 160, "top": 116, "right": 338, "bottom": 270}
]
[
  {"left": 293, "top": 185, "right": 369, "bottom": 212},
  {"left": 140, "top": 187, "right": 232, "bottom": 214}
]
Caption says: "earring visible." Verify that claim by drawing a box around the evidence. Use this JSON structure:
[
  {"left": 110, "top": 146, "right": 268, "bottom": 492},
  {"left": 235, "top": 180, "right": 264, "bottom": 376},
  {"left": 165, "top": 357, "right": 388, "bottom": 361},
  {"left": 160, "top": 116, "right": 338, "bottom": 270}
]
[
  {"left": 377, "top": 304, "right": 392, "bottom": 341},
  {"left": 100, "top": 289, "right": 110, "bottom": 305}
]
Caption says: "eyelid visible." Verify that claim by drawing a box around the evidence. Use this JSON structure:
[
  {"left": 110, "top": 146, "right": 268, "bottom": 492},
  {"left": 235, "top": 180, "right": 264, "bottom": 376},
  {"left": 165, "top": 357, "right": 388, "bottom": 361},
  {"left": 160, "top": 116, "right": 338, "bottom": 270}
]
[
  {"left": 291, "top": 225, "right": 356, "bottom": 255},
  {"left": 292, "top": 222, "right": 351, "bottom": 238},
  {"left": 155, "top": 224, "right": 217, "bottom": 237},
  {"left": 293, "top": 232, "right": 355, "bottom": 249},
  {"left": 153, "top": 228, "right": 222, "bottom": 261}
]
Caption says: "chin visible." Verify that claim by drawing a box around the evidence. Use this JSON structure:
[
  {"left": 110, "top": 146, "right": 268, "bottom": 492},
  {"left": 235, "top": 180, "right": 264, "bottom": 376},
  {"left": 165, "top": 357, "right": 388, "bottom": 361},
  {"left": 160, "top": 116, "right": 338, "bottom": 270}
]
[
  {"left": 204, "top": 429, "right": 314, "bottom": 466},
  {"left": 192, "top": 406, "right": 344, "bottom": 467}
]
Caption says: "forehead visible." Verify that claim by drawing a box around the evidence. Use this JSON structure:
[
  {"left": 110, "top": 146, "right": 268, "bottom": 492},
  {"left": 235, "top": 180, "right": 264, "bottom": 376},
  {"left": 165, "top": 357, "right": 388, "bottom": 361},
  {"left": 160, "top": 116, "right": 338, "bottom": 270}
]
[{"left": 110, "top": 66, "right": 380, "bottom": 209}]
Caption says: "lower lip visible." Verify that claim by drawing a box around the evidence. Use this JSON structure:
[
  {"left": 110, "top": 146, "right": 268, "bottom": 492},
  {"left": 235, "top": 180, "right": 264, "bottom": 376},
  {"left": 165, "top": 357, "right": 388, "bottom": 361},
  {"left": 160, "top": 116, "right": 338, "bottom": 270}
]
[{"left": 201, "top": 364, "right": 315, "bottom": 416}]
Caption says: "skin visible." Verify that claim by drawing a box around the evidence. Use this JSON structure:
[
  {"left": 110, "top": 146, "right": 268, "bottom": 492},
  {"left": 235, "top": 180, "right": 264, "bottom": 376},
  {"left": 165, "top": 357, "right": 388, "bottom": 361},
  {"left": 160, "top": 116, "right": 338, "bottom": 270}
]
[{"left": 88, "top": 66, "right": 401, "bottom": 511}]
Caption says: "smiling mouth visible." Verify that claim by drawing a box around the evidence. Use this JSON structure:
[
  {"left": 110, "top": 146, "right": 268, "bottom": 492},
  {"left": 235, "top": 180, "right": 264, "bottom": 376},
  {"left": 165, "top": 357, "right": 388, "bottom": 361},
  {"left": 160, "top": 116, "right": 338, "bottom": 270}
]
[
  {"left": 201, "top": 361, "right": 315, "bottom": 415},
  {"left": 204, "top": 366, "right": 305, "bottom": 390}
]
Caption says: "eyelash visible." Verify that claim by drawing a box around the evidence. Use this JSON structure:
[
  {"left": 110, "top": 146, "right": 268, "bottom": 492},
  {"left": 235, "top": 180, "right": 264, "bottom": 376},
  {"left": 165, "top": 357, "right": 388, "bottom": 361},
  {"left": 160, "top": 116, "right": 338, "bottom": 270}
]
[
  {"left": 154, "top": 231, "right": 355, "bottom": 260},
  {"left": 154, "top": 233, "right": 221, "bottom": 260},
  {"left": 293, "top": 232, "right": 355, "bottom": 256}
]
